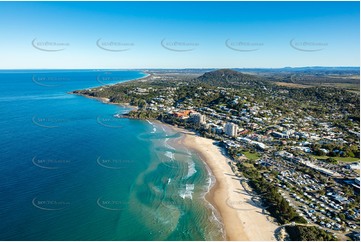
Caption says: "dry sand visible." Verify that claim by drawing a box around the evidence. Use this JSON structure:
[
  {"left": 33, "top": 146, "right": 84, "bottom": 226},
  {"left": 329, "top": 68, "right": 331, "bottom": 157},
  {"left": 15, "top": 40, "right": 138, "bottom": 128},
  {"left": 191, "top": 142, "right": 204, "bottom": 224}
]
[{"left": 177, "top": 129, "right": 278, "bottom": 241}]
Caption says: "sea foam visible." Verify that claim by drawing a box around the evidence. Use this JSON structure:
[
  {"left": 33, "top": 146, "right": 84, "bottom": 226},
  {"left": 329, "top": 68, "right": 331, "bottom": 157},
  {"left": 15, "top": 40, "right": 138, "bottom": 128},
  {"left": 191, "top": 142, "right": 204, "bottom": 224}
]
[
  {"left": 184, "top": 159, "right": 197, "bottom": 179},
  {"left": 179, "top": 184, "right": 194, "bottom": 199},
  {"left": 164, "top": 151, "right": 175, "bottom": 160},
  {"left": 146, "top": 120, "right": 157, "bottom": 133}
]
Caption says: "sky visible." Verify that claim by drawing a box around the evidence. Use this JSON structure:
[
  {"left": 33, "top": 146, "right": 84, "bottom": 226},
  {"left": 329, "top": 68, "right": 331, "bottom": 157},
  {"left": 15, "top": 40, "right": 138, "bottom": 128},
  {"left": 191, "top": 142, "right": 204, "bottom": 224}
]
[{"left": 0, "top": 1, "right": 359, "bottom": 69}]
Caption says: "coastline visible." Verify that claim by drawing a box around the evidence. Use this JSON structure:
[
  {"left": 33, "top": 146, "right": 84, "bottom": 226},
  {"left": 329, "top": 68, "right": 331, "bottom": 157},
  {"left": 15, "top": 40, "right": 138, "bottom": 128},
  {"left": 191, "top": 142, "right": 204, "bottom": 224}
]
[
  {"left": 70, "top": 71, "right": 152, "bottom": 110},
  {"left": 168, "top": 125, "right": 278, "bottom": 241},
  {"left": 71, "top": 93, "right": 139, "bottom": 111}
]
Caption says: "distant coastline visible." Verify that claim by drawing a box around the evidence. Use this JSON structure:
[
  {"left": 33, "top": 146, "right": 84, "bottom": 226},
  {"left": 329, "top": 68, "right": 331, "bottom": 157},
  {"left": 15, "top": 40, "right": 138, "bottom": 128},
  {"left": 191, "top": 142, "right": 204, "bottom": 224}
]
[
  {"left": 71, "top": 93, "right": 139, "bottom": 111},
  {"left": 70, "top": 71, "right": 151, "bottom": 110}
]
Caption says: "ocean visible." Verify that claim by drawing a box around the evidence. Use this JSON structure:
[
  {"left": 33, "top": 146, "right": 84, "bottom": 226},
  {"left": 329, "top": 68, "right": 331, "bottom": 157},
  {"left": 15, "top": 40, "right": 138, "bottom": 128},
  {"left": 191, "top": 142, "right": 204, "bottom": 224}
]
[{"left": 0, "top": 70, "right": 223, "bottom": 240}]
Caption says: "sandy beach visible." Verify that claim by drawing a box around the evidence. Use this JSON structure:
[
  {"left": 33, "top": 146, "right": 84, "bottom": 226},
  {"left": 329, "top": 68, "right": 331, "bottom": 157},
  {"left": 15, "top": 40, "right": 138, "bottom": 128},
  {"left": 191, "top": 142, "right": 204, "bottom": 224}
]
[{"left": 176, "top": 128, "right": 278, "bottom": 241}]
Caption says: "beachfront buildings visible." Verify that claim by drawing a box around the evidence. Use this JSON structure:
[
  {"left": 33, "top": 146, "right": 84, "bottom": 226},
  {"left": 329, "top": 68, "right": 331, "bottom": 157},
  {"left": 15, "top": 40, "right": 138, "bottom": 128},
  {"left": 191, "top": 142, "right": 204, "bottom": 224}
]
[
  {"left": 224, "top": 122, "right": 238, "bottom": 137},
  {"left": 191, "top": 113, "right": 206, "bottom": 125}
]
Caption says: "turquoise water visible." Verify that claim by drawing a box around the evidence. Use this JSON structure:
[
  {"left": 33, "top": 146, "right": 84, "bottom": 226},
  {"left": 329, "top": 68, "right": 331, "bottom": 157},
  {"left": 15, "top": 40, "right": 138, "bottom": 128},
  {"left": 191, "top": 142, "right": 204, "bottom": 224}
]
[{"left": 0, "top": 70, "right": 223, "bottom": 240}]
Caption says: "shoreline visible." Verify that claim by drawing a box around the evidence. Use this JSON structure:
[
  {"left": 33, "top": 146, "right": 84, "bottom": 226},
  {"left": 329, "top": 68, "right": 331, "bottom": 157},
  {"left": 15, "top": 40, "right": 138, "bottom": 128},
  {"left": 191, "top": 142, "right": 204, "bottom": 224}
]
[
  {"left": 167, "top": 125, "right": 278, "bottom": 241},
  {"left": 69, "top": 71, "right": 151, "bottom": 110},
  {"left": 71, "top": 93, "right": 139, "bottom": 111},
  {"left": 156, "top": 122, "right": 225, "bottom": 240}
]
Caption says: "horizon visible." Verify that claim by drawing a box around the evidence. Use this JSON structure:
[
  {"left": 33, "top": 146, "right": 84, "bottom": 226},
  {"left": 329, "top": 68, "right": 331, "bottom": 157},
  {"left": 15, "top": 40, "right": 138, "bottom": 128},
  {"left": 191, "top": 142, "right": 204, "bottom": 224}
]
[
  {"left": 0, "top": 66, "right": 360, "bottom": 71},
  {"left": 0, "top": 1, "right": 359, "bottom": 68}
]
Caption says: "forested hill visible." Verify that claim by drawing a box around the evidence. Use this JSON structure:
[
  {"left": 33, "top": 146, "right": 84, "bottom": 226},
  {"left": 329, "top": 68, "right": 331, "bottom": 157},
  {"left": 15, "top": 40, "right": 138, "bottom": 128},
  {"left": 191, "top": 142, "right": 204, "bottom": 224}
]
[{"left": 195, "top": 69, "right": 270, "bottom": 88}]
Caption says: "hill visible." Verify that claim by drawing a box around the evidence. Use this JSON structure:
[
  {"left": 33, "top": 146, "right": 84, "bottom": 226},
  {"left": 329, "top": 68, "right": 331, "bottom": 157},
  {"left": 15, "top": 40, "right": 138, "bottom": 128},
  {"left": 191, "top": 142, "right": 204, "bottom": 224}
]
[{"left": 196, "top": 69, "right": 269, "bottom": 88}]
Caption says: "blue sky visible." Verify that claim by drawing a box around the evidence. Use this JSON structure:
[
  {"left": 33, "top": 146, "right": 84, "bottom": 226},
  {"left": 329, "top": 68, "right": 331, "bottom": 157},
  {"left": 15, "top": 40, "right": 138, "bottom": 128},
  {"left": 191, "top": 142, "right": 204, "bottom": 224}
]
[{"left": 0, "top": 1, "right": 359, "bottom": 69}]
